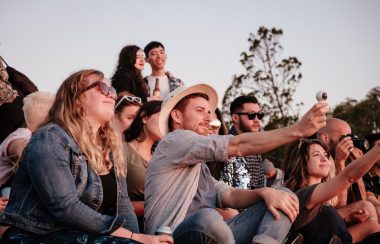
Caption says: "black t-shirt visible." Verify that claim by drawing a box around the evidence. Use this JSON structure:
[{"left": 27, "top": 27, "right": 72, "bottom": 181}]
[
  {"left": 291, "top": 184, "right": 352, "bottom": 244},
  {"left": 98, "top": 170, "right": 117, "bottom": 216}
]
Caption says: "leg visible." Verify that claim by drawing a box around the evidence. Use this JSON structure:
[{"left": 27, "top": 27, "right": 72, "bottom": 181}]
[
  {"left": 173, "top": 208, "right": 234, "bottom": 244},
  {"left": 227, "top": 187, "right": 293, "bottom": 244}
]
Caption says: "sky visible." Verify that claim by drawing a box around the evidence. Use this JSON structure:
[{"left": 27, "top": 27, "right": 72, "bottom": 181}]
[{"left": 1, "top": 0, "right": 379, "bottom": 115}]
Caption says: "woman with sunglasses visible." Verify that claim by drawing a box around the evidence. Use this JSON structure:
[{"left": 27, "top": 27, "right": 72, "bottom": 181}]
[
  {"left": 122, "top": 101, "right": 162, "bottom": 229},
  {"left": 111, "top": 45, "right": 149, "bottom": 102},
  {"left": 113, "top": 92, "right": 142, "bottom": 140},
  {"left": 0, "top": 69, "right": 172, "bottom": 243},
  {"left": 284, "top": 138, "right": 380, "bottom": 243}
]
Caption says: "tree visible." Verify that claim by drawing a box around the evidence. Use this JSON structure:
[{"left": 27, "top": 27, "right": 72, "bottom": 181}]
[
  {"left": 222, "top": 26, "right": 303, "bottom": 128},
  {"left": 332, "top": 86, "right": 380, "bottom": 136}
]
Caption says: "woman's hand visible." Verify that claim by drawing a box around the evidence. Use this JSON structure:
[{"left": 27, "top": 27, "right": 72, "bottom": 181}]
[
  {"left": 134, "top": 233, "right": 173, "bottom": 244},
  {"left": 0, "top": 196, "right": 9, "bottom": 211}
]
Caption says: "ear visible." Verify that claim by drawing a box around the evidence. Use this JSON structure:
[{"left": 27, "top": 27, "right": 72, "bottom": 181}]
[
  {"left": 319, "top": 132, "right": 329, "bottom": 144},
  {"left": 231, "top": 114, "right": 239, "bottom": 124},
  {"left": 170, "top": 109, "right": 183, "bottom": 124},
  {"left": 142, "top": 115, "right": 148, "bottom": 124}
]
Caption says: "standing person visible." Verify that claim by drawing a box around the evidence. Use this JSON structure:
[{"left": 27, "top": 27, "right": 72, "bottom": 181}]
[
  {"left": 144, "top": 83, "right": 329, "bottom": 243},
  {"left": 0, "top": 69, "right": 172, "bottom": 244},
  {"left": 111, "top": 45, "right": 149, "bottom": 102},
  {"left": 112, "top": 92, "right": 142, "bottom": 141},
  {"left": 284, "top": 139, "right": 380, "bottom": 243},
  {"left": 143, "top": 41, "right": 183, "bottom": 100},
  {"left": 226, "top": 95, "right": 265, "bottom": 189}
]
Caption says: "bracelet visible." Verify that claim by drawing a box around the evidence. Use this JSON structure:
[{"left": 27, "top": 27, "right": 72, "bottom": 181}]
[{"left": 130, "top": 232, "right": 133, "bottom": 240}]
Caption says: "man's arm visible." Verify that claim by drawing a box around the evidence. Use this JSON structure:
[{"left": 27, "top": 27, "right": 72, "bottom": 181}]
[
  {"left": 221, "top": 187, "right": 299, "bottom": 222},
  {"left": 227, "top": 102, "right": 328, "bottom": 157}
]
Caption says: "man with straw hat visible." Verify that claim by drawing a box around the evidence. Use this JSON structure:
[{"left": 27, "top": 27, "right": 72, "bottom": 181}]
[{"left": 144, "top": 83, "right": 329, "bottom": 243}]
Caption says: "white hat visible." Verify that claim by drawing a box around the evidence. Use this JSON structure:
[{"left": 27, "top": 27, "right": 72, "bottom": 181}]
[{"left": 158, "top": 83, "right": 218, "bottom": 136}]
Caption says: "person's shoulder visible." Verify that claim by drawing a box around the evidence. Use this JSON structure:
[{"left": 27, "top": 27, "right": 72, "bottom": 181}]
[{"left": 32, "top": 123, "right": 78, "bottom": 150}]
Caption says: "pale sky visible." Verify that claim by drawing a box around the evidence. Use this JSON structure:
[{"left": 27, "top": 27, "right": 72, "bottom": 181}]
[{"left": 1, "top": 0, "right": 379, "bottom": 115}]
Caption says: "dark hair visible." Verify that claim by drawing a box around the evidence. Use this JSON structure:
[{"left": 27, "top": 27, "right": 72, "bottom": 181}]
[
  {"left": 144, "top": 41, "right": 165, "bottom": 57},
  {"left": 283, "top": 139, "right": 330, "bottom": 191},
  {"left": 229, "top": 95, "right": 259, "bottom": 115},
  {"left": 114, "top": 91, "right": 142, "bottom": 114},
  {"left": 168, "top": 93, "right": 209, "bottom": 132},
  {"left": 215, "top": 108, "right": 228, "bottom": 135},
  {"left": 124, "top": 100, "right": 162, "bottom": 142},
  {"left": 111, "top": 45, "right": 144, "bottom": 88},
  {"left": 365, "top": 133, "right": 380, "bottom": 149}
]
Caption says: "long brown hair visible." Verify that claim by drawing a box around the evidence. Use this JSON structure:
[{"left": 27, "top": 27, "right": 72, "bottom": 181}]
[
  {"left": 49, "top": 69, "right": 124, "bottom": 176},
  {"left": 284, "top": 139, "right": 331, "bottom": 191}
]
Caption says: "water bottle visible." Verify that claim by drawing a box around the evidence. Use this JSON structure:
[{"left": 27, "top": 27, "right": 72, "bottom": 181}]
[{"left": 155, "top": 226, "right": 172, "bottom": 236}]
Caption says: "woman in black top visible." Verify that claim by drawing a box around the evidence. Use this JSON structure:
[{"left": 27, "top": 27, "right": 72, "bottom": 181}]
[
  {"left": 284, "top": 139, "right": 380, "bottom": 243},
  {"left": 111, "top": 45, "right": 149, "bottom": 102}
]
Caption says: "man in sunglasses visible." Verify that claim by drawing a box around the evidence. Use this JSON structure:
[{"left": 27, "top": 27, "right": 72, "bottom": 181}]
[{"left": 225, "top": 95, "right": 266, "bottom": 189}]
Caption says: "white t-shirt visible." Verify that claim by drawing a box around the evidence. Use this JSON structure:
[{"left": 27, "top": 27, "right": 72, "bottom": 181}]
[{"left": 145, "top": 75, "right": 171, "bottom": 99}]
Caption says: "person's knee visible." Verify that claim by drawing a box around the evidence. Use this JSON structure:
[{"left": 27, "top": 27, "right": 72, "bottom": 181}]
[{"left": 174, "top": 208, "right": 234, "bottom": 243}]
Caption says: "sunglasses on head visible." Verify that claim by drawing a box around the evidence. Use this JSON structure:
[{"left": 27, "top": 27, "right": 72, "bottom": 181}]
[
  {"left": 115, "top": 95, "right": 142, "bottom": 109},
  {"left": 81, "top": 81, "right": 117, "bottom": 100},
  {"left": 235, "top": 112, "right": 264, "bottom": 120}
]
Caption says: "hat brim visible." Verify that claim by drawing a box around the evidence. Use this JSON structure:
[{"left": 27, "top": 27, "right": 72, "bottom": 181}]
[{"left": 158, "top": 83, "right": 218, "bottom": 137}]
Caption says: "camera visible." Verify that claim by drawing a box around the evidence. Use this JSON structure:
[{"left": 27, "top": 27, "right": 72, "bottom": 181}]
[{"left": 339, "top": 134, "right": 370, "bottom": 152}]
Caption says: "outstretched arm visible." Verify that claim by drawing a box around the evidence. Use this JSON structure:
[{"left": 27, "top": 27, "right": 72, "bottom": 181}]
[
  {"left": 227, "top": 102, "right": 328, "bottom": 157},
  {"left": 308, "top": 142, "right": 380, "bottom": 209}
]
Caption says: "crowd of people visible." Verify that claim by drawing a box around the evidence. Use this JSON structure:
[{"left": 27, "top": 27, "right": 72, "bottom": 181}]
[{"left": 0, "top": 41, "right": 380, "bottom": 244}]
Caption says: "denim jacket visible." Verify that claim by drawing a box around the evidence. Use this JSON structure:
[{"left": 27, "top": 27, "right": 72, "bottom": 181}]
[{"left": 0, "top": 123, "right": 139, "bottom": 234}]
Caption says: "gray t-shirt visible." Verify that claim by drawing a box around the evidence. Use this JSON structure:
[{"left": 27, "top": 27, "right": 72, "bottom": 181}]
[{"left": 186, "top": 164, "right": 217, "bottom": 216}]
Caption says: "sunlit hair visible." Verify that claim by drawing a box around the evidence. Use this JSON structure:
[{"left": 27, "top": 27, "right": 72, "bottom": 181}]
[
  {"left": 48, "top": 69, "right": 125, "bottom": 176},
  {"left": 284, "top": 139, "right": 332, "bottom": 190},
  {"left": 23, "top": 91, "right": 55, "bottom": 132},
  {"left": 125, "top": 100, "right": 162, "bottom": 142}
]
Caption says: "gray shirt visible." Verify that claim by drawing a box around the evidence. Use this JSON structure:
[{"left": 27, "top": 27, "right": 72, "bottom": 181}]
[{"left": 144, "top": 130, "right": 233, "bottom": 234}]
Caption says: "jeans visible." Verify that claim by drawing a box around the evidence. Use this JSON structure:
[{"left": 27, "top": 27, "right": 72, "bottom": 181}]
[
  {"left": 2, "top": 227, "right": 136, "bottom": 243},
  {"left": 173, "top": 201, "right": 292, "bottom": 244}
]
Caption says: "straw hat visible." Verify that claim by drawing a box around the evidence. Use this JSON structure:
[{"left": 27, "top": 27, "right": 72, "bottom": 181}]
[{"left": 158, "top": 83, "right": 218, "bottom": 136}]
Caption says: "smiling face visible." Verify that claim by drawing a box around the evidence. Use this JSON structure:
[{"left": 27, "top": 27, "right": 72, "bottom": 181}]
[
  {"left": 134, "top": 49, "right": 145, "bottom": 71},
  {"left": 306, "top": 143, "right": 331, "bottom": 184},
  {"left": 172, "top": 96, "right": 211, "bottom": 136},
  {"left": 146, "top": 46, "right": 167, "bottom": 71},
  {"left": 80, "top": 75, "right": 116, "bottom": 129}
]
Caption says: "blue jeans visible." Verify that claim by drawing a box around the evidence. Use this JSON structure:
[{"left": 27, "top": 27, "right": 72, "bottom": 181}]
[
  {"left": 173, "top": 201, "right": 292, "bottom": 244},
  {"left": 2, "top": 227, "right": 136, "bottom": 243}
]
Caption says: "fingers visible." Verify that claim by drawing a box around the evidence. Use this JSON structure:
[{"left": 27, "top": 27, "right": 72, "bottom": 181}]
[
  {"left": 158, "top": 235, "right": 174, "bottom": 244},
  {"left": 267, "top": 205, "right": 281, "bottom": 220}
]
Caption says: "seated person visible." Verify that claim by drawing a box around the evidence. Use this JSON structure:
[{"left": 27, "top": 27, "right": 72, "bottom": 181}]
[
  {"left": 0, "top": 91, "right": 54, "bottom": 211},
  {"left": 0, "top": 69, "right": 172, "bottom": 243},
  {"left": 112, "top": 92, "right": 142, "bottom": 142},
  {"left": 122, "top": 101, "right": 162, "bottom": 228},
  {"left": 284, "top": 139, "right": 380, "bottom": 243},
  {"left": 144, "top": 83, "right": 329, "bottom": 243},
  {"left": 263, "top": 159, "right": 284, "bottom": 188}
]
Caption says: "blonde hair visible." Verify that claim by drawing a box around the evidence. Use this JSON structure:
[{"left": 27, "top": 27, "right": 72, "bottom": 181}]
[
  {"left": 23, "top": 91, "right": 55, "bottom": 132},
  {"left": 48, "top": 69, "right": 125, "bottom": 176}
]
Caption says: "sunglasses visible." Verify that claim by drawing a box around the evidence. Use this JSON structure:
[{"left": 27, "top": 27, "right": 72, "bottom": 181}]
[
  {"left": 81, "top": 81, "right": 117, "bottom": 100},
  {"left": 235, "top": 112, "right": 264, "bottom": 120},
  {"left": 115, "top": 95, "right": 142, "bottom": 109}
]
